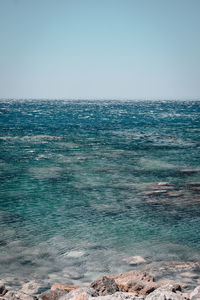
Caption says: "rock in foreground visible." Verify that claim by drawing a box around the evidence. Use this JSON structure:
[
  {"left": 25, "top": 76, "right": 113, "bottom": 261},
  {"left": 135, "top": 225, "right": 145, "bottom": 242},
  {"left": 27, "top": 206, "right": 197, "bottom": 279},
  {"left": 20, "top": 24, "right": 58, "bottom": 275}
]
[
  {"left": 59, "top": 288, "right": 98, "bottom": 300},
  {"left": 90, "top": 291, "right": 145, "bottom": 300},
  {"left": 145, "top": 286, "right": 185, "bottom": 300},
  {"left": 106, "top": 270, "right": 156, "bottom": 295},
  {"left": 90, "top": 276, "right": 121, "bottom": 295},
  {"left": 0, "top": 290, "right": 37, "bottom": 300},
  {"left": 51, "top": 285, "right": 80, "bottom": 292},
  {"left": 1, "top": 267, "right": 200, "bottom": 300},
  {"left": 190, "top": 286, "right": 200, "bottom": 300},
  {"left": 39, "top": 289, "right": 68, "bottom": 300},
  {"left": 0, "top": 285, "right": 7, "bottom": 297}
]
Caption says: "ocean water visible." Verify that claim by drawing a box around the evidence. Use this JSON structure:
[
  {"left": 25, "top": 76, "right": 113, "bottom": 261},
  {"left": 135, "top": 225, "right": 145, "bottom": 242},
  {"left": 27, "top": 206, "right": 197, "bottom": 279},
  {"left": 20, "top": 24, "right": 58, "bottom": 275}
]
[{"left": 0, "top": 99, "right": 200, "bottom": 286}]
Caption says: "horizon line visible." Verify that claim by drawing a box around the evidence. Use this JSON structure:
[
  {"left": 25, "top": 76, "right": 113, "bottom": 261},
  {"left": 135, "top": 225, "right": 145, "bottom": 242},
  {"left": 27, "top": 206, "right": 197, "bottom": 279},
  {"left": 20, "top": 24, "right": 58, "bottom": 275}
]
[{"left": 0, "top": 97, "right": 200, "bottom": 102}]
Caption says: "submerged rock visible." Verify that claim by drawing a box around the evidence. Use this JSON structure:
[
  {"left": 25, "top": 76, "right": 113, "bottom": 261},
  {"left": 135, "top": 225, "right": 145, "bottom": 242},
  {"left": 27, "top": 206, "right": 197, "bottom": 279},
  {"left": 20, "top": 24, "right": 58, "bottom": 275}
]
[
  {"left": 157, "top": 182, "right": 170, "bottom": 186},
  {"left": 145, "top": 183, "right": 175, "bottom": 190},
  {"left": 141, "top": 260, "right": 200, "bottom": 291},
  {"left": 90, "top": 276, "right": 120, "bottom": 296},
  {"left": 143, "top": 261, "right": 200, "bottom": 274},
  {"left": 123, "top": 256, "right": 147, "bottom": 266},
  {"left": 187, "top": 182, "right": 200, "bottom": 187},
  {"left": 189, "top": 187, "right": 200, "bottom": 192},
  {"left": 66, "top": 251, "right": 85, "bottom": 258},
  {"left": 187, "top": 182, "right": 200, "bottom": 192},
  {"left": 143, "top": 182, "right": 179, "bottom": 199},
  {"left": 179, "top": 170, "right": 199, "bottom": 176},
  {"left": 143, "top": 190, "right": 168, "bottom": 196},
  {"left": 167, "top": 192, "right": 182, "bottom": 197}
]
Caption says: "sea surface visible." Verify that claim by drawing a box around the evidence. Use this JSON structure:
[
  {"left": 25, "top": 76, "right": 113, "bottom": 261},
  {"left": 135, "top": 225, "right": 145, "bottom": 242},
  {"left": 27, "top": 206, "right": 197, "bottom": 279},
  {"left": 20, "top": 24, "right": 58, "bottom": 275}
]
[{"left": 0, "top": 100, "right": 200, "bottom": 286}]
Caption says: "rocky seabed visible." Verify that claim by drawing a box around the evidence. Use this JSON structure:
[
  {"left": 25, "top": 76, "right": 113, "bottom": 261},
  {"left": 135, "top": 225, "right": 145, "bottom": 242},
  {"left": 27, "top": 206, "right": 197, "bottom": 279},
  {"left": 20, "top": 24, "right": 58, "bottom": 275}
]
[{"left": 1, "top": 266, "right": 200, "bottom": 300}]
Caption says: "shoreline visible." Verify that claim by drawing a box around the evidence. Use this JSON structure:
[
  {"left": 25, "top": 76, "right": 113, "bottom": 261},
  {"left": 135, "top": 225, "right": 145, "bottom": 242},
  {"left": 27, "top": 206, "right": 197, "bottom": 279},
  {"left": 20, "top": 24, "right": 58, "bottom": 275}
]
[{"left": 1, "top": 258, "right": 200, "bottom": 299}]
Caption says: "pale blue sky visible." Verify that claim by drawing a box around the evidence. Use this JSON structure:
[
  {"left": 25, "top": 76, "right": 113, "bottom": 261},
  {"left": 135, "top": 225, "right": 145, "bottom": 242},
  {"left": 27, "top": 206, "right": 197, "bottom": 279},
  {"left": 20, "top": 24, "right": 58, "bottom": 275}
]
[{"left": 0, "top": 0, "right": 200, "bottom": 99}]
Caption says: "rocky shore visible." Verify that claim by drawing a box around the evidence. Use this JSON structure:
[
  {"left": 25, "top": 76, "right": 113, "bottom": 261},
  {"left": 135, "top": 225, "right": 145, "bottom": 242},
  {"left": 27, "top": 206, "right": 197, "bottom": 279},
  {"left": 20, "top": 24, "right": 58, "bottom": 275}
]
[{"left": 1, "top": 260, "right": 200, "bottom": 300}]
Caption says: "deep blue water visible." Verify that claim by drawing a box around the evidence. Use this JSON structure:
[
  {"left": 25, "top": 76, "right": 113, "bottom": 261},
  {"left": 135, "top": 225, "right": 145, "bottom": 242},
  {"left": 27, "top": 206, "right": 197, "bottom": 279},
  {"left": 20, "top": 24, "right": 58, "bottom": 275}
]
[{"left": 0, "top": 99, "right": 200, "bottom": 285}]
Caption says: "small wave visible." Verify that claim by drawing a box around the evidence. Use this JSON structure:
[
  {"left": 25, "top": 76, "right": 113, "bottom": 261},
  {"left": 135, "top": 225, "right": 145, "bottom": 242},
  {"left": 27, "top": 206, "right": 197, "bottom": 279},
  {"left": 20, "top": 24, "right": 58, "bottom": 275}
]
[
  {"left": 29, "top": 166, "right": 63, "bottom": 180},
  {"left": 139, "top": 158, "right": 176, "bottom": 171}
]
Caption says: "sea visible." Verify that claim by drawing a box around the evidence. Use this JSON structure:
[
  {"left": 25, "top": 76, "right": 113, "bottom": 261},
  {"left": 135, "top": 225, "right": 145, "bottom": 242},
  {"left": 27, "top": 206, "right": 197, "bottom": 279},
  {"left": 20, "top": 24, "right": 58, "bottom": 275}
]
[{"left": 0, "top": 99, "right": 200, "bottom": 287}]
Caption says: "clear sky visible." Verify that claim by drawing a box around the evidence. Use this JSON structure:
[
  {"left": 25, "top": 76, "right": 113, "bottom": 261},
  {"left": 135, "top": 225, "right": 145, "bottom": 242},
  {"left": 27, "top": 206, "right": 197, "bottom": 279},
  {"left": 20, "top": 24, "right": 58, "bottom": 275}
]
[{"left": 0, "top": 0, "right": 200, "bottom": 99}]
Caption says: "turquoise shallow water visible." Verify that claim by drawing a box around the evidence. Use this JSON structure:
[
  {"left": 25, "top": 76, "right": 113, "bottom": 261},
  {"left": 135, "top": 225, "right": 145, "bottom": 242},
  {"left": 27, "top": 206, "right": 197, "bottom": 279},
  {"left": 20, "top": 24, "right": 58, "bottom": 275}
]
[{"left": 0, "top": 100, "right": 200, "bottom": 285}]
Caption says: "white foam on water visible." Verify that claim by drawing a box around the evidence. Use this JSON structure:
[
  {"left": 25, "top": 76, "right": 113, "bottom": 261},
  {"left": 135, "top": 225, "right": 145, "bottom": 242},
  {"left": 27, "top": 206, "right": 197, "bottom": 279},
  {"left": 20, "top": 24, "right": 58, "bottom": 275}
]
[
  {"left": 29, "top": 166, "right": 63, "bottom": 179},
  {"left": 139, "top": 158, "right": 177, "bottom": 170},
  {"left": 22, "top": 135, "right": 61, "bottom": 142},
  {"left": 55, "top": 141, "right": 80, "bottom": 149}
]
